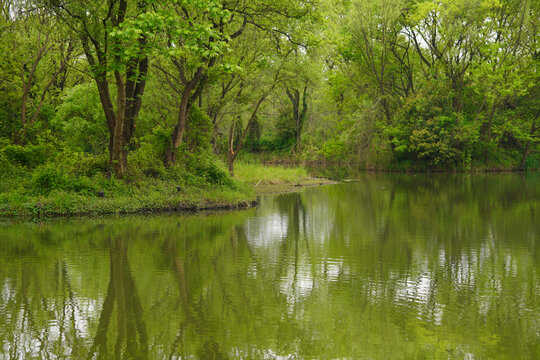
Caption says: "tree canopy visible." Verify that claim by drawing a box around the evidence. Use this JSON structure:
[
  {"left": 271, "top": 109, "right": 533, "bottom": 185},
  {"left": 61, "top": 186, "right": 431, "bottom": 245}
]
[{"left": 0, "top": 0, "right": 538, "bottom": 181}]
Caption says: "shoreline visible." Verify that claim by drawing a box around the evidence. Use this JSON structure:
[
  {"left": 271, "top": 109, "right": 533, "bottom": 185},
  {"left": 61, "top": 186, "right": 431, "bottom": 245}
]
[
  {"left": 253, "top": 178, "right": 338, "bottom": 194},
  {"left": 3, "top": 161, "right": 536, "bottom": 219},
  {"left": 0, "top": 178, "right": 336, "bottom": 219}
]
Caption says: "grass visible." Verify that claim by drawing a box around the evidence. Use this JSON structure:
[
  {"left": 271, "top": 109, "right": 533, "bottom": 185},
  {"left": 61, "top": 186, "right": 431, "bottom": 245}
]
[
  {"left": 0, "top": 152, "right": 261, "bottom": 217},
  {"left": 0, "top": 180, "right": 256, "bottom": 217},
  {"left": 234, "top": 162, "right": 312, "bottom": 184},
  {"left": 234, "top": 161, "right": 335, "bottom": 194},
  {"left": 0, "top": 157, "right": 334, "bottom": 218}
]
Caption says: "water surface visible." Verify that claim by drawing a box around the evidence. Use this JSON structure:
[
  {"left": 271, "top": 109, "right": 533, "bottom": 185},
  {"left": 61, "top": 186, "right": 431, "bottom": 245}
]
[{"left": 1, "top": 174, "right": 539, "bottom": 359}]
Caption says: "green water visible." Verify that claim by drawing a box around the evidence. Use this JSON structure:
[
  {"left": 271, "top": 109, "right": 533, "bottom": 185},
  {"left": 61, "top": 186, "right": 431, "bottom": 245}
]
[{"left": 1, "top": 174, "right": 539, "bottom": 359}]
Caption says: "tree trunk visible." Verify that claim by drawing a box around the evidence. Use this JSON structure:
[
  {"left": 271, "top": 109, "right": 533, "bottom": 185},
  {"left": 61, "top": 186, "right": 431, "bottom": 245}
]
[
  {"left": 112, "top": 71, "right": 127, "bottom": 177},
  {"left": 227, "top": 95, "right": 267, "bottom": 176},
  {"left": 20, "top": 31, "right": 50, "bottom": 132},
  {"left": 29, "top": 43, "right": 74, "bottom": 126},
  {"left": 520, "top": 115, "right": 538, "bottom": 170},
  {"left": 484, "top": 98, "right": 498, "bottom": 141},
  {"left": 227, "top": 124, "right": 236, "bottom": 177},
  {"left": 297, "top": 86, "right": 308, "bottom": 152},
  {"left": 286, "top": 86, "right": 308, "bottom": 152},
  {"left": 165, "top": 68, "right": 205, "bottom": 167}
]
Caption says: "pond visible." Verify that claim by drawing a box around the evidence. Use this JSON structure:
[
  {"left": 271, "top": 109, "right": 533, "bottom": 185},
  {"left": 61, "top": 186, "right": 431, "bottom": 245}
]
[{"left": 1, "top": 173, "right": 539, "bottom": 359}]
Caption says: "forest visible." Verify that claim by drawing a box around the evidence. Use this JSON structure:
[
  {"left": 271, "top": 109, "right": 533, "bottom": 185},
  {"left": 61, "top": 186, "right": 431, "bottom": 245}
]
[{"left": 0, "top": 0, "right": 539, "bottom": 215}]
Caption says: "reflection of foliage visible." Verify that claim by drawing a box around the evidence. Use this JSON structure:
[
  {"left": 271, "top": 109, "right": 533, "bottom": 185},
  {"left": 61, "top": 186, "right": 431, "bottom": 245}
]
[{"left": 1, "top": 174, "right": 540, "bottom": 358}]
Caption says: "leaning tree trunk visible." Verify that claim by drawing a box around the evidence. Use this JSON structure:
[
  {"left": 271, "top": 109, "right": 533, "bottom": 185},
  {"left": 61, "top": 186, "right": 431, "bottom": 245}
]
[
  {"left": 165, "top": 63, "right": 212, "bottom": 167},
  {"left": 227, "top": 96, "right": 267, "bottom": 176},
  {"left": 227, "top": 125, "right": 236, "bottom": 177},
  {"left": 165, "top": 86, "right": 193, "bottom": 166},
  {"left": 86, "top": 47, "right": 148, "bottom": 177}
]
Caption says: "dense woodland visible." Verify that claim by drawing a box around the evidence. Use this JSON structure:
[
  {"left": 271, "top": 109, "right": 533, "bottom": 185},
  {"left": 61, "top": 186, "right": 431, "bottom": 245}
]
[{"left": 0, "top": 0, "right": 539, "bottom": 209}]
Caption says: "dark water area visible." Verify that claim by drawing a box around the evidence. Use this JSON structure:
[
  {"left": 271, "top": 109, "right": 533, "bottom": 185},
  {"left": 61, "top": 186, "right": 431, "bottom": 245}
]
[{"left": 1, "top": 173, "right": 539, "bottom": 359}]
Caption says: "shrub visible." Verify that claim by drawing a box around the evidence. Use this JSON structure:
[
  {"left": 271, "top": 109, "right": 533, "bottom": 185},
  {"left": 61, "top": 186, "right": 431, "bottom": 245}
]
[
  {"left": 54, "top": 150, "right": 109, "bottom": 177},
  {"left": 31, "top": 165, "right": 98, "bottom": 196},
  {"left": 185, "top": 106, "right": 212, "bottom": 152},
  {"left": 184, "top": 153, "right": 235, "bottom": 188},
  {"left": 2, "top": 143, "right": 51, "bottom": 168},
  {"left": 129, "top": 138, "right": 167, "bottom": 179},
  {"left": 387, "top": 81, "right": 476, "bottom": 168},
  {"left": 51, "top": 83, "right": 108, "bottom": 154}
]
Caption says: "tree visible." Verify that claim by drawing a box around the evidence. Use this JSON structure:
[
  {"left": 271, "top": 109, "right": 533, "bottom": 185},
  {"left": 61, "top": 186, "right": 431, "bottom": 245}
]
[
  {"left": 0, "top": 2, "right": 76, "bottom": 142},
  {"left": 154, "top": 0, "right": 315, "bottom": 166},
  {"left": 48, "top": 0, "right": 159, "bottom": 177},
  {"left": 227, "top": 47, "right": 291, "bottom": 176},
  {"left": 286, "top": 85, "right": 308, "bottom": 152},
  {"left": 153, "top": 0, "right": 237, "bottom": 166}
]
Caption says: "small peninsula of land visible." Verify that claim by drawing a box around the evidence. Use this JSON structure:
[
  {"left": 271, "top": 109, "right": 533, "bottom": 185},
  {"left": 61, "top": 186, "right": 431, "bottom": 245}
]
[{"left": 0, "top": 160, "right": 332, "bottom": 218}]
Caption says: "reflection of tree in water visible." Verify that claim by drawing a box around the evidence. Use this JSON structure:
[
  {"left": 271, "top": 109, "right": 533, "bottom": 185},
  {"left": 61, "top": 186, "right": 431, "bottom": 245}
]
[
  {"left": 0, "top": 259, "right": 92, "bottom": 358},
  {"left": 88, "top": 237, "right": 148, "bottom": 360},
  {"left": 164, "top": 237, "right": 228, "bottom": 360},
  {"left": 1, "top": 176, "right": 540, "bottom": 359}
]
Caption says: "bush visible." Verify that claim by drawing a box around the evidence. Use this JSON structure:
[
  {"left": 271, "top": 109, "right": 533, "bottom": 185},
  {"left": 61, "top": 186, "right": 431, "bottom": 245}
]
[
  {"left": 31, "top": 165, "right": 99, "bottom": 196},
  {"left": 129, "top": 137, "right": 168, "bottom": 179},
  {"left": 185, "top": 106, "right": 212, "bottom": 152},
  {"left": 51, "top": 83, "right": 108, "bottom": 154},
  {"left": 54, "top": 151, "right": 109, "bottom": 177},
  {"left": 2, "top": 143, "right": 51, "bottom": 168},
  {"left": 187, "top": 153, "right": 235, "bottom": 187},
  {"left": 387, "top": 81, "right": 476, "bottom": 168}
]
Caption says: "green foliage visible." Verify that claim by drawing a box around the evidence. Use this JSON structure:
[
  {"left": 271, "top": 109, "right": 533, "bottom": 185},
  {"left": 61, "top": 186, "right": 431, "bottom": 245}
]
[
  {"left": 318, "top": 114, "right": 357, "bottom": 163},
  {"left": 243, "top": 115, "right": 262, "bottom": 152},
  {"left": 53, "top": 151, "right": 109, "bottom": 177},
  {"left": 0, "top": 0, "right": 538, "bottom": 219},
  {"left": 250, "top": 112, "right": 297, "bottom": 153},
  {"left": 185, "top": 153, "right": 236, "bottom": 188},
  {"left": 31, "top": 165, "right": 98, "bottom": 196},
  {"left": 2, "top": 143, "right": 52, "bottom": 168},
  {"left": 387, "top": 82, "right": 476, "bottom": 168},
  {"left": 320, "top": 137, "right": 348, "bottom": 161},
  {"left": 51, "top": 83, "right": 108, "bottom": 154},
  {"left": 0, "top": 97, "right": 19, "bottom": 139},
  {"left": 185, "top": 106, "right": 212, "bottom": 152},
  {"left": 523, "top": 153, "right": 539, "bottom": 170},
  {"left": 274, "top": 111, "right": 296, "bottom": 149}
]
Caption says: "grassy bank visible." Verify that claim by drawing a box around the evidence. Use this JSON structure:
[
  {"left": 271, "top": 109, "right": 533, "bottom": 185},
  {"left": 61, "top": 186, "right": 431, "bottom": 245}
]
[
  {"left": 234, "top": 162, "right": 336, "bottom": 194},
  {"left": 0, "top": 155, "right": 330, "bottom": 218}
]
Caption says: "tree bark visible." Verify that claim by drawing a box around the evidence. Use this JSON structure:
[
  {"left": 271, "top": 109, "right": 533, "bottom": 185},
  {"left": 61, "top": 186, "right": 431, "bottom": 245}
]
[
  {"left": 483, "top": 98, "right": 498, "bottom": 141},
  {"left": 20, "top": 30, "right": 50, "bottom": 131},
  {"left": 67, "top": 0, "right": 149, "bottom": 178},
  {"left": 298, "top": 86, "right": 308, "bottom": 151},
  {"left": 227, "top": 125, "right": 236, "bottom": 177},
  {"left": 164, "top": 64, "right": 208, "bottom": 167},
  {"left": 112, "top": 71, "right": 127, "bottom": 177},
  {"left": 520, "top": 114, "right": 538, "bottom": 170},
  {"left": 286, "top": 85, "right": 308, "bottom": 152}
]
